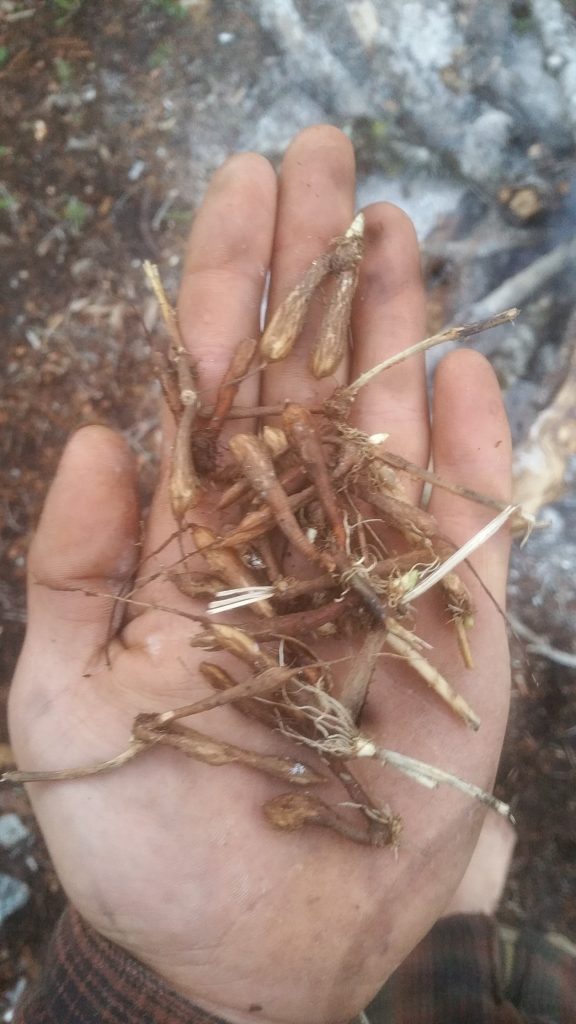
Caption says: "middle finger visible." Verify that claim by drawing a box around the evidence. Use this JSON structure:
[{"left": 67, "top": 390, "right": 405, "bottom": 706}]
[{"left": 261, "top": 125, "right": 357, "bottom": 408}]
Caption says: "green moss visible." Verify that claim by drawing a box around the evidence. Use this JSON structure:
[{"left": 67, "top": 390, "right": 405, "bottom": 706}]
[
  {"left": 51, "top": 0, "right": 85, "bottom": 25},
  {"left": 145, "top": 0, "right": 187, "bottom": 19},
  {"left": 53, "top": 57, "right": 73, "bottom": 85},
  {"left": 0, "top": 188, "right": 19, "bottom": 212},
  {"left": 149, "top": 41, "right": 173, "bottom": 68},
  {"left": 62, "top": 196, "right": 91, "bottom": 233}
]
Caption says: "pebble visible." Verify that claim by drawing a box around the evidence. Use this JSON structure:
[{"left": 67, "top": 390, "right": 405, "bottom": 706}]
[
  {"left": 0, "top": 815, "right": 30, "bottom": 850},
  {"left": 0, "top": 875, "right": 30, "bottom": 925}
]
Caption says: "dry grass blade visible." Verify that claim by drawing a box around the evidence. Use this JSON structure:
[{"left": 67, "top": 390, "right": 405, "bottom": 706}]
[
  {"left": 342, "top": 308, "right": 519, "bottom": 400},
  {"left": 400, "top": 505, "right": 517, "bottom": 604}
]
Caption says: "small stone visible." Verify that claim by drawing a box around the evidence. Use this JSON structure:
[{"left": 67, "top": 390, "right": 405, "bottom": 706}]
[
  {"left": 0, "top": 875, "right": 30, "bottom": 924},
  {"left": 128, "top": 160, "right": 146, "bottom": 182},
  {"left": 0, "top": 814, "right": 30, "bottom": 849}
]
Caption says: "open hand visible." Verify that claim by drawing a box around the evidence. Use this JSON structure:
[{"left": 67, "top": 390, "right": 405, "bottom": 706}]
[{"left": 9, "top": 126, "right": 512, "bottom": 1024}]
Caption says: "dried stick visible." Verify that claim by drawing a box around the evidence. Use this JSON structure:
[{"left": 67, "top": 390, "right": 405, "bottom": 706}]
[
  {"left": 282, "top": 403, "right": 346, "bottom": 549},
  {"left": 384, "top": 621, "right": 480, "bottom": 730},
  {"left": 2, "top": 740, "right": 152, "bottom": 784},
  {"left": 170, "top": 375, "right": 200, "bottom": 520},
  {"left": 154, "top": 666, "right": 306, "bottom": 725},
  {"left": 228, "top": 434, "right": 333, "bottom": 569},
  {"left": 339, "top": 627, "right": 387, "bottom": 721},
  {"left": 322, "top": 756, "right": 402, "bottom": 847},
  {"left": 341, "top": 308, "right": 519, "bottom": 400},
  {"left": 355, "top": 484, "right": 438, "bottom": 547},
  {"left": 192, "top": 525, "right": 273, "bottom": 618},
  {"left": 55, "top": 586, "right": 214, "bottom": 627},
  {"left": 133, "top": 718, "right": 326, "bottom": 787},
  {"left": 144, "top": 261, "right": 200, "bottom": 517},
  {"left": 206, "top": 337, "right": 258, "bottom": 435},
  {"left": 199, "top": 661, "right": 279, "bottom": 729},
  {"left": 193, "top": 623, "right": 271, "bottom": 671},
  {"left": 201, "top": 596, "right": 352, "bottom": 642},
  {"left": 380, "top": 450, "right": 519, "bottom": 517},
  {"left": 441, "top": 571, "right": 475, "bottom": 670},
  {"left": 143, "top": 261, "right": 180, "bottom": 349},
  {"left": 155, "top": 350, "right": 182, "bottom": 420},
  {"left": 217, "top": 484, "right": 316, "bottom": 547},
  {"left": 194, "top": 337, "right": 259, "bottom": 474}
]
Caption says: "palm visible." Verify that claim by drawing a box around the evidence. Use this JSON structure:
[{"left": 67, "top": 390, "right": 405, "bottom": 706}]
[{"left": 10, "top": 127, "right": 512, "bottom": 1024}]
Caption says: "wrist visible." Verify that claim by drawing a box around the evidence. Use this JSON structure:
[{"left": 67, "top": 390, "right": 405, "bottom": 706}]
[{"left": 14, "top": 907, "right": 228, "bottom": 1024}]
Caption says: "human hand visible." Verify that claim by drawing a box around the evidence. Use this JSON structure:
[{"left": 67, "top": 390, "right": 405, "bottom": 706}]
[{"left": 9, "top": 126, "right": 512, "bottom": 1024}]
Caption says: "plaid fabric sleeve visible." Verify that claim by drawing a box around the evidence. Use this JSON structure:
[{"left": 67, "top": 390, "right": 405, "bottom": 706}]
[
  {"left": 366, "top": 913, "right": 576, "bottom": 1024},
  {"left": 12, "top": 906, "right": 229, "bottom": 1024},
  {"left": 13, "top": 908, "right": 576, "bottom": 1023}
]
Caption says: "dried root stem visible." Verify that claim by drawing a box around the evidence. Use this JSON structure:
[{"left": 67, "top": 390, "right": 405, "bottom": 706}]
[{"left": 7, "top": 229, "right": 524, "bottom": 851}]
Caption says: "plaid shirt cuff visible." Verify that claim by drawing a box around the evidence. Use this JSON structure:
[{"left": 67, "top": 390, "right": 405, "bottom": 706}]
[
  {"left": 368, "top": 913, "right": 576, "bottom": 1023},
  {"left": 13, "top": 908, "right": 576, "bottom": 1023},
  {"left": 13, "top": 906, "right": 228, "bottom": 1024}
]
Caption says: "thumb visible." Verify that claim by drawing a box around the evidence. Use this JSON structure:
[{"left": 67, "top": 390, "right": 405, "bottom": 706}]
[{"left": 19, "top": 425, "right": 139, "bottom": 672}]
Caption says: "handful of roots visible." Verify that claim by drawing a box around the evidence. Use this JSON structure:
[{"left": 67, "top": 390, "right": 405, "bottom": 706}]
[{"left": 5, "top": 217, "right": 525, "bottom": 848}]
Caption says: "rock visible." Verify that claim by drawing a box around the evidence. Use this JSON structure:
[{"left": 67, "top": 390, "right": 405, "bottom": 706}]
[
  {"left": 0, "top": 874, "right": 30, "bottom": 925},
  {"left": 0, "top": 814, "right": 30, "bottom": 850},
  {"left": 460, "top": 110, "right": 514, "bottom": 186}
]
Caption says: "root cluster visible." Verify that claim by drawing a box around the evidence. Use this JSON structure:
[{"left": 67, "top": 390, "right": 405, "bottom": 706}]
[{"left": 5, "top": 218, "right": 522, "bottom": 847}]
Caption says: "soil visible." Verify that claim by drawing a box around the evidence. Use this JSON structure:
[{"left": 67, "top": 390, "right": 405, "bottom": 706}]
[{"left": 0, "top": 0, "right": 575, "bottom": 1013}]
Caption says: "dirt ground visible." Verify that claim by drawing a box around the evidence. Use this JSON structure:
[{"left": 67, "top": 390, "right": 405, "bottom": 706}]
[{"left": 1, "top": 0, "right": 575, "bottom": 1013}]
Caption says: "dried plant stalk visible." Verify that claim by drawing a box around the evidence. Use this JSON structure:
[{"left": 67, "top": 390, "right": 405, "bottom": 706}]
[
  {"left": 260, "top": 213, "right": 364, "bottom": 364},
  {"left": 322, "top": 757, "right": 402, "bottom": 847},
  {"left": 310, "top": 267, "right": 357, "bottom": 379},
  {"left": 134, "top": 717, "right": 325, "bottom": 787},
  {"left": 8, "top": 235, "right": 525, "bottom": 853},
  {"left": 339, "top": 627, "right": 388, "bottom": 721},
  {"left": 260, "top": 258, "right": 331, "bottom": 363},
  {"left": 282, "top": 403, "right": 346, "bottom": 548},
  {"left": 143, "top": 261, "right": 181, "bottom": 350},
  {"left": 207, "top": 337, "right": 258, "bottom": 434},
  {"left": 384, "top": 622, "right": 480, "bottom": 730},
  {"left": 278, "top": 686, "right": 508, "bottom": 816},
  {"left": 155, "top": 666, "right": 307, "bottom": 725},
  {"left": 263, "top": 792, "right": 378, "bottom": 846},
  {"left": 342, "top": 308, "right": 519, "bottom": 400},
  {"left": 1, "top": 741, "right": 152, "bottom": 784},
  {"left": 192, "top": 525, "right": 273, "bottom": 618},
  {"left": 170, "top": 397, "right": 200, "bottom": 519},
  {"left": 193, "top": 623, "right": 270, "bottom": 670},
  {"left": 229, "top": 434, "right": 332, "bottom": 569},
  {"left": 144, "top": 261, "right": 200, "bottom": 517}
]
